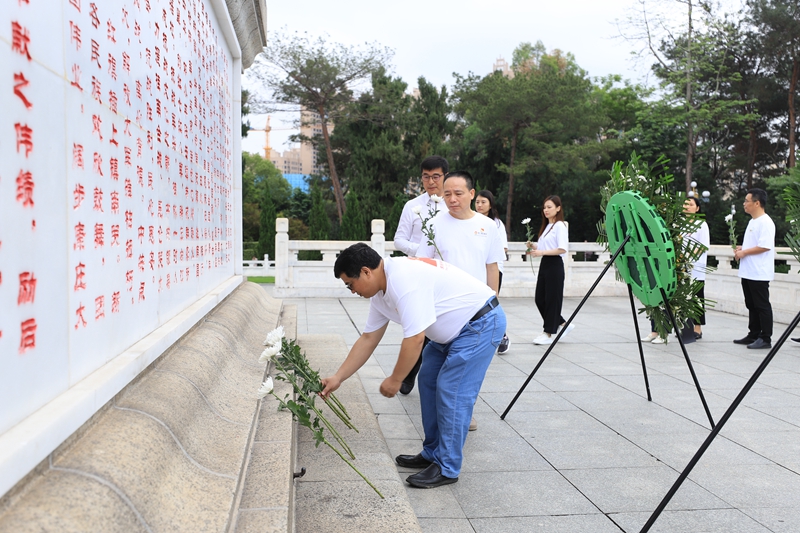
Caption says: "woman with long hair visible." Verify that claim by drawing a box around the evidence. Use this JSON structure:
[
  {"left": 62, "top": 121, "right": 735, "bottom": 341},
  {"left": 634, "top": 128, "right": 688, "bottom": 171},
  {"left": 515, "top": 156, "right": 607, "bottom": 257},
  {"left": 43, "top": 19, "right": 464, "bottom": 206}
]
[
  {"left": 683, "top": 196, "right": 710, "bottom": 338},
  {"left": 528, "top": 195, "right": 572, "bottom": 345},
  {"left": 475, "top": 190, "right": 510, "bottom": 353}
]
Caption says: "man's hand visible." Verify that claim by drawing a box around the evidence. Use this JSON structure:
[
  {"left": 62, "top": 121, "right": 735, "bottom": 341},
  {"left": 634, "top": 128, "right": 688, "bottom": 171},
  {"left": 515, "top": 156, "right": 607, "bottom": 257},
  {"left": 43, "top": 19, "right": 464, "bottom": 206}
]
[
  {"left": 379, "top": 376, "right": 403, "bottom": 398},
  {"left": 320, "top": 375, "right": 342, "bottom": 399}
]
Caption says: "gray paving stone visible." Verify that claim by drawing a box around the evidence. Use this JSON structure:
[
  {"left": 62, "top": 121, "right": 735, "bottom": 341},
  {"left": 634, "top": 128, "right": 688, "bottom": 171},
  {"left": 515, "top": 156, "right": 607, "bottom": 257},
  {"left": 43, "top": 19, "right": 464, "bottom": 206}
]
[
  {"left": 471, "top": 514, "right": 622, "bottom": 533},
  {"left": 611, "top": 508, "right": 774, "bottom": 533},
  {"left": 418, "top": 518, "right": 475, "bottom": 532}
]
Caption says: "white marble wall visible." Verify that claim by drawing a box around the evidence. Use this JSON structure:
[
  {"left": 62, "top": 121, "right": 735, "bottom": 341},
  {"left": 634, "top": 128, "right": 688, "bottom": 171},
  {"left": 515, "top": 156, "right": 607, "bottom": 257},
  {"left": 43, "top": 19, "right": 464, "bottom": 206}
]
[{"left": 1, "top": 0, "right": 242, "bottom": 497}]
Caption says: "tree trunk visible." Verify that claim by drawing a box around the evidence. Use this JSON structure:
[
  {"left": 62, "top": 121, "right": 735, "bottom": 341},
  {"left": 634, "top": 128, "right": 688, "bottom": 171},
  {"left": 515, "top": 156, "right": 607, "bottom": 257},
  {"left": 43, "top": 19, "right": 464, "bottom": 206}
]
[
  {"left": 789, "top": 58, "right": 798, "bottom": 168},
  {"left": 684, "top": 0, "right": 694, "bottom": 192},
  {"left": 747, "top": 125, "right": 756, "bottom": 190},
  {"left": 318, "top": 106, "right": 346, "bottom": 222},
  {"left": 504, "top": 128, "right": 518, "bottom": 240}
]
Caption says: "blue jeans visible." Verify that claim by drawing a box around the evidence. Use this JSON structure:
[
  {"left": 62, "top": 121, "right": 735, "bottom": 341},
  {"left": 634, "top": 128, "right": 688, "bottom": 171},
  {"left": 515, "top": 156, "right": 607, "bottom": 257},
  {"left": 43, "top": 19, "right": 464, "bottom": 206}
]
[{"left": 417, "top": 304, "right": 506, "bottom": 478}]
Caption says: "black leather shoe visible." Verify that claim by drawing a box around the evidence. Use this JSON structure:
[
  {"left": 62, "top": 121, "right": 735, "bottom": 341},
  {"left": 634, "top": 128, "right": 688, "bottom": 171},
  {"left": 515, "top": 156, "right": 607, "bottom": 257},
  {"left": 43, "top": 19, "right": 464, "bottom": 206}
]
[
  {"left": 791, "top": 337, "right": 800, "bottom": 346},
  {"left": 733, "top": 336, "right": 757, "bottom": 345},
  {"left": 395, "top": 453, "right": 432, "bottom": 469},
  {"left": 406, "top": 463, "right": 458, "bottom": 488},
  {"left": 747, "top": 338, "right": 771, "bottom": 349},
  {"left": 694, "top": 332, "right": 702, "bottom": 340}
]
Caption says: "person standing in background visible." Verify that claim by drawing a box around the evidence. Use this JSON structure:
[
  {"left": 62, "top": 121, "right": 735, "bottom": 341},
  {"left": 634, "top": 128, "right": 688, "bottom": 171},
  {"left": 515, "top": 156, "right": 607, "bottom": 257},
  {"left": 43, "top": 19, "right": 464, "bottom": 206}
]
[
  {"left": 684, "top": 197, "right": 710, "bottom": 339},
  {"left": 527, "top": 196, "right": 573, "bottom": 345},
  {"left": 475, "top": 190, "right": 510, "bottom": 354}
]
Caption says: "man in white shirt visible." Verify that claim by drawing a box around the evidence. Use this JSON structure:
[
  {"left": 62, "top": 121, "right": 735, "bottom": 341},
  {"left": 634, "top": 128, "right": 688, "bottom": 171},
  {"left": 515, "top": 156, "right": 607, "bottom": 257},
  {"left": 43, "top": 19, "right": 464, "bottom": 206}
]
[
  {"left": 393, "top": 156, "right": 448, "bottom": 395},
  {"left": 322, "top": 244, "right": 506, "bottom": 488},
  {"left": 733, "top": 188, "right": 775, "bottom": 349}
]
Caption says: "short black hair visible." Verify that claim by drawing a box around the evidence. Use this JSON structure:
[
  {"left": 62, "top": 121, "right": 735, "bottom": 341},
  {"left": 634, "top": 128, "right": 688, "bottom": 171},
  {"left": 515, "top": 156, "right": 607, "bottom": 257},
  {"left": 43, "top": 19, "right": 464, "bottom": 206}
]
[
  {"left": 686, "top": 196, "right": 702, "bottom": 214},
  {"left": 443, "top": 171, "right": 474, "bottom": 191},
  {"left": 421, "top": 156, "right": 449, "bottom": 174},
  {"left": 334, "top": 243, "right": 382, "bottom": 279},
  {"left": 747, "top": 188, "right": 768, "bottom": 208}
]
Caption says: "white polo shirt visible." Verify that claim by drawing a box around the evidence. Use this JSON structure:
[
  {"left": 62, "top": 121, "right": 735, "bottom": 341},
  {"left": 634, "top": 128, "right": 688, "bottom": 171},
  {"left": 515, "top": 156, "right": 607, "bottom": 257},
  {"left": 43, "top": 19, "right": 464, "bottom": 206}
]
[
  {"left": 363, "top": 257, "right": 495, "bottom": 344},
  {"left": 739, "top": 213, "right": 775, "bottom": 281}
]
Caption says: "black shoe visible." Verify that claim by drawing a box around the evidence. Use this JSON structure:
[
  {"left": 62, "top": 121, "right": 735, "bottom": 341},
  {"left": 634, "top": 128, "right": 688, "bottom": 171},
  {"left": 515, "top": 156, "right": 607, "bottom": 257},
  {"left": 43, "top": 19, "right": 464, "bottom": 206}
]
[
  {"left": 405, "top": 463, "right": 458, "bottom": 488},
  {"left": 694, "top": 332, "right": 703, "bottom": 340},
  {"left": 399, "top": 356, "right": 422, "bottom": 395},
  {"left": 497, "top": 334, "right": 510, "bottom": 354},
  {"left": 747, "top": 338, "right": 771, "bottom": 349},
  {"left": 733, "top": 336, "right": 757, "bottom": 345},
  {"left": 791, "top": 338, "right": 800, "bottom": 346},
  {"left": 395, "top": 453, "right": 432, "bottom": 469}
]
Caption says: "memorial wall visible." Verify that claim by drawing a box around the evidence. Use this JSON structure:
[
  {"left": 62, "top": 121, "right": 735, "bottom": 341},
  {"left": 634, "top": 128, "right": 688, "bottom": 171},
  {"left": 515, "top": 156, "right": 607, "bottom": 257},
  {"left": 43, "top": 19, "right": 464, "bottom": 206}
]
[{"left": 0, "top": 0, "right": 254, "bottom": 495}]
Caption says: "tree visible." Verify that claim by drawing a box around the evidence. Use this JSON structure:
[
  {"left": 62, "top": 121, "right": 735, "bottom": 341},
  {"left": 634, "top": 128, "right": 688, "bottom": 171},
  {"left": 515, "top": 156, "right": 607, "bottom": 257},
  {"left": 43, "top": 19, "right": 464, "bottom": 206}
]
[
  {"left": 257, "top": 184, "right": 276, "bottom": 260},
  {"left": 241, "top": 152, "right": 288, "bottom": 243},
  {"left": 241, "top": 89, "right": 251, "bottom": 138},
  {"left": 307, "top": 183, "right": 331, "bottom": 241},
  {"left": 250, "top": 29, "right": 392, "bottom": 223},
  {"left": 339, "top": 191, "right": 368, "bottom": 241}
]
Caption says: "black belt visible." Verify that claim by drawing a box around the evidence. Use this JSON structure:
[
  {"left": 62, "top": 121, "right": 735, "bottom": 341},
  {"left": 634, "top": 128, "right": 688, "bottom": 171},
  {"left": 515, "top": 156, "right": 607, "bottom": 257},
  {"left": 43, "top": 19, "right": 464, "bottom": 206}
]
[{"left": 470, "top": 296, "right": 499, "bottom": 322}]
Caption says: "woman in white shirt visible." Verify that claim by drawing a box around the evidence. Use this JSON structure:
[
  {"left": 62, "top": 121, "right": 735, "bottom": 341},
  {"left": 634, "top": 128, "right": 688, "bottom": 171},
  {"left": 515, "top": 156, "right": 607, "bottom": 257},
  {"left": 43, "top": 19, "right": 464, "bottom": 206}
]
[
  {"left": 527, "top": 196, "right": 571, "bottom": 345},
  {"left": 684, "top": 197, "right": 710, "bottom": 339},
  {"left": 475, "top": 190, "right": 510, "bottom": 353}
]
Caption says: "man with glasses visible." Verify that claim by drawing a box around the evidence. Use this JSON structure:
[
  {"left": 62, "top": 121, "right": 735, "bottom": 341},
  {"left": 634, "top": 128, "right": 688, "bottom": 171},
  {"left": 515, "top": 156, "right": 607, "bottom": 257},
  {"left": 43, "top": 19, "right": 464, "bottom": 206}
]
[
  {"left": 393, "top": 155, "right": 449, "bottom": 394},
  {"left": 733, "top": 188, "right": 775, "bottom": 349}
]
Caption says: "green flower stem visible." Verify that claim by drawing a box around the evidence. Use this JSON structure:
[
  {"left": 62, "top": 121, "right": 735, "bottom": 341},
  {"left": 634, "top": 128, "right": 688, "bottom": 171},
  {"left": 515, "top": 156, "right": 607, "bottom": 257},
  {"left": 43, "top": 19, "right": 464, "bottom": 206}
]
[
  {"left": 328, "top": 394, "right": 351, "bottom": 420},
  {"left": 321, "top": 396, "right": 359, "bottom": 432},
  {"left": 322, "top": 439, "right": 384, "bottom": 499},
  {"left": 273, "top": 358, "right": 356, "bottom": 459}
]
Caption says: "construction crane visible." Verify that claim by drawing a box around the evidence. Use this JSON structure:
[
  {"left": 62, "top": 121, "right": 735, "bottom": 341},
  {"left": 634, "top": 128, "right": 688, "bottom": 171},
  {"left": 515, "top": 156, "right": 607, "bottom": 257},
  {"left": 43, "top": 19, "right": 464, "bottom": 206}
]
[{"left": 247, "top": 116, "right": 294, "bottom": 160}]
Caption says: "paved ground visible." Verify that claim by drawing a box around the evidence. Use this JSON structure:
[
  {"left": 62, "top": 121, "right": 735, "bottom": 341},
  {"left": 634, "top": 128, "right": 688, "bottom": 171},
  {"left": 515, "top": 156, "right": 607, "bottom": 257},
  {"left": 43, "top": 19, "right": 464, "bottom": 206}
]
[{"left": 271, "top": 287, "right": 800, "bottom": 533}]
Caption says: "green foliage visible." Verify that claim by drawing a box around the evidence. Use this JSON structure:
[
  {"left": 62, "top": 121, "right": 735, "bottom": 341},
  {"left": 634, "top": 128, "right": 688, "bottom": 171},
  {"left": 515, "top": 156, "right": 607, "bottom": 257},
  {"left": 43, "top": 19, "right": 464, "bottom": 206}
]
[
  {"left": 779, "top": 169, "right": 800, "bottom": 270},
  {"left": 339, "top": 191, "right": 368, "bottom": 241},
  {"left": 385, "top": 193, "right": 408, "bottom": 240},
  {"left": 598, "top": 153, "right": 710, "bottom": 340},
  {"left": 258, "top": 184, "right": 276, "bottom": 260},
  {"left": 241, "top": 152, "right": 289, "bottom": 243},
  {"left": 241, "top": 89, "right": 251, "bottom": 138}
]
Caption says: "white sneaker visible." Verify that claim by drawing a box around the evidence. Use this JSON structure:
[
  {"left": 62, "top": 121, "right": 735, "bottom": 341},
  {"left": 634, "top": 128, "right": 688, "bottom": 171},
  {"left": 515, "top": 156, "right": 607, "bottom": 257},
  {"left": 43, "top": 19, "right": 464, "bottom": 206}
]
[
  {"left": 559, "top": 323, "right": 575, "bottom": 337},
  {"left": 651, "top": 336, "right": 666, "bottom": 344},
  {"left": 533, "top": 333, "right": 554, "bottom": 345},
  {"left": 641, "top": 332, "right": 658, "bottom": 342}
]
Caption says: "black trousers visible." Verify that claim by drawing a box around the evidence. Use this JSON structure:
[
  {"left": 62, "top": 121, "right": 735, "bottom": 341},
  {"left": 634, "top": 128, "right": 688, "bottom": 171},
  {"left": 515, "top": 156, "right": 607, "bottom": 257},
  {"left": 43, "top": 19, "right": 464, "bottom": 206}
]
[
  {"left": 741, "top": 278, "right": 772, "bottom": 342},
  {"left": 535, "top": 255, "right": 565, "bottom": 334},
  {"left": 696, "top": 281, "right": 706, "bottom": 326}
]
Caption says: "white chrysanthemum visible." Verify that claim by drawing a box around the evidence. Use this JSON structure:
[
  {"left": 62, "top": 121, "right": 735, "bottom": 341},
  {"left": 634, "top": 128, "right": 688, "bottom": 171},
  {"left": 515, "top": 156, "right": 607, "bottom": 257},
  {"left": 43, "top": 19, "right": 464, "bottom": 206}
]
[
  {"left": 411, "top": 205, "right": 423, "bottom": 215},
  {"left": 259, "top": 343, "right": 281, "bottom": 363},
  {"left": 724, "top": 214, "right": 733, "bottom": 223},
  {"left": 731, "top": 205, "right": 736, "bottom": 215},
  {"left": 636, "top": 174, "right": 646, "bottom": 181},
  {"left": 430, "top": 194, "right": 443, "bottom": 203},
  {"left": 521, "top": 218, "right": 531, "bottom": 225},
  {"left": 263, "top": 325, "right": 285, "bottom": 346},
  {"left": 257, "top": 377, "right": 274, "bottom": 398}
]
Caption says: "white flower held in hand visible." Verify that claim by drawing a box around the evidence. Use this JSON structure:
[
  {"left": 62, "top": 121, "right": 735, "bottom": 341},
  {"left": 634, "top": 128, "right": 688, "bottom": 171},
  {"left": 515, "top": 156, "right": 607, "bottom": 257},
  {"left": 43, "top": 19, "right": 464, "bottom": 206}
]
[
  {"left": 521, "top": 217, "right": 531, "bottom": 225},
  {"left": 430, "top": 194, "right": 443, "bottom": 203},
  {"left": 263, "top": 325, "right": 285, "bottom": 347},
  {"left": 411, "top": 205, "right": 423, "bottom": 215},
  {"left": 259, "top": 343, "right": 281, "bottom": 363},
  {"left": 724, "top": 214, "right": 733, "bottom": 223},
  {"left": 257, "top": 377, "right": 274, "bottom": 398}
]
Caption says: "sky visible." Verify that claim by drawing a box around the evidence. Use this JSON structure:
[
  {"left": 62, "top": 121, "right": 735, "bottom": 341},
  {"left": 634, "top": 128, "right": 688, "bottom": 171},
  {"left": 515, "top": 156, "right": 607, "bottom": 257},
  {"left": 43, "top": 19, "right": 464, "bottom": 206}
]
[{"left": 241, "top": 0, "right": 741, "bottom": 156}]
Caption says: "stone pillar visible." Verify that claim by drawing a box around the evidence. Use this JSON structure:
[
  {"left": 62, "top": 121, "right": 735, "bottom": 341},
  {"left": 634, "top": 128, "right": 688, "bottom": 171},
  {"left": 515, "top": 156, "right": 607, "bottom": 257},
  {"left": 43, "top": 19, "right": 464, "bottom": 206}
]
[
  {"left": 275, "top": 218, "right": 290, "bottom": 288},
  {"left": 371, "top": 219, "right": 386, "bottom": 257}
]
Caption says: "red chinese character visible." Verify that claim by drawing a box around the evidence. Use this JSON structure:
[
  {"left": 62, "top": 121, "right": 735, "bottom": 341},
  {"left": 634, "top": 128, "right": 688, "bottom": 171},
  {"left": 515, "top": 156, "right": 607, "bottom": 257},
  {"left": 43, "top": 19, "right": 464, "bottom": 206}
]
[
  {"left": 11, "top": 22, "right": 32, "bottom": 61},
  {"left": 73, "top": 183, "right": 85, "bottom": 208},
  {"left": 149, "top": 226, "right": 155, "bottom": 244},
  {"left": 74, "top": 222, "right": 85, "bottom": 250},
  {"left": 91, "top": 76, "right": 102, "bottom": 102},
  {"left": 94, "top": 223, "right": 104, "bottom": 247},
  {"left": 19, "top": 318, "right": 37, "bottom": 353},
  {"left": 93, "top": 152, "right": 103, "bottom": 176},
  {"left": 125, "top": 239, "right": 133, "bottom": 258},
  {"left": 124, "top": 147, "right": 132, "bottom": 166},
  {"left": 16, "top": 171, "right": 34, "bottom": 207},
  {"left": 15, "top": 123, "right": 33, "bottom": 157},
  {"left": 158, "top": 250, "right": 163, "bottom": 267},
  {"left": 71, "top": 64, "right": 83, "bottom": 90},
  {"left": 110, "top": 124, "right": 118, "bottom": 146},
  {"left": 89, "top": 3, "right": 100, "bottom": 28},
  {"left": 95, "top": 295, "right": 105, "bottom": 320},
  {"left": 123, "top": 83, "right": 131, "bottom": 105},
  {"left": 73, "top": 143, "right": 84, "bottom": 169},
  {"left": 111, "top": 191, "right": 120, "bottom": 213},
  {"left": 107, "top": 19, "right": 116, "bottom": 42},
  {"left": 91, "top": 39, "right": 100, "bottom": 67},
  {"left": 18, "top": 272, "right": 36, "bottom": 304},
  {"left": 74, "top": 262, "right": 86, "bottom": 290},
  {"left": 111, "top": 291, "right": 120, "bottom": 313},
  {"left": 110, "top": 158, "right": 119, "bottom": 180},
  {"left": 92, "top": 114, "right": 103, "bottom": 140},
  {"left": 149, "top": 252, "right": 155, "bottom": 270},
  {"left": 126, "top": 270, "right": 133, "bottom": 291},
  {"left": 122, "top": 52, "right": 130, "bottom": 73},
  {"left": 69, "top": 0, "right": 80, "bottom": 11},
  {"left": 139, "top": 282, "right": 146, "bottom": 301},
  {"left": 93, "top": 187, "right": 103, "bottom": 211},
  {"left": 13, "top": 72, "right": 33, "bottom": 109},
  {"left": 124, "top": 178, "right": 132, "bottom": 198},
  {"left": 137, "top": 225, "right": 145, "bottom": 242},
  {"left": 134, "top": 20, "right": 140, "bottom": 37},
  {"left": 109, "top": 90, "right": 117, "bottom": 113},
  {"left": 111, "top": 224, "right": 120, "bottom": 245},
  {"left": 69, "top": 21, "right": 81, "bottom": 50},
  {"left": 138, "top": 254, "right": 145, "bottom": 272},
  {"left": 126, "top": 210, "right": 133, "bottom": 229},
  {"left": 75, "top": 304, "right": 87, "bottom": 329}
]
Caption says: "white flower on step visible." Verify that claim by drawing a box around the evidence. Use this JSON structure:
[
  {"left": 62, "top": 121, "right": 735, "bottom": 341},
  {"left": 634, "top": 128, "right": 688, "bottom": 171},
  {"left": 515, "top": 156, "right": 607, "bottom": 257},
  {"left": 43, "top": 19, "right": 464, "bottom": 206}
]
[
  {"left": 259, "top": 343, "right": 281, "bottom": 363},
  {"left": 411, "top": 205, "right": 423, "bottom": 215},
  {"left": 257, "top": 377, "right": 274, "bottom": 398},
  {"left": 263, "top": 325, "right": 285, "bottom": 346}
]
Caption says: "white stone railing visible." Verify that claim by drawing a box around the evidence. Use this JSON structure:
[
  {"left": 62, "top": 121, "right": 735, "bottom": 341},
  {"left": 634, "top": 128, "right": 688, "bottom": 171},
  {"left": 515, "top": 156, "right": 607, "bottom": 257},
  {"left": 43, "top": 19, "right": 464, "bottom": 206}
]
[
  {"left": 242, "top": 256, "right": 274, "bottom": 278},
  {"left": 271, "top": 218, "right": 800, "bottom": 323}
]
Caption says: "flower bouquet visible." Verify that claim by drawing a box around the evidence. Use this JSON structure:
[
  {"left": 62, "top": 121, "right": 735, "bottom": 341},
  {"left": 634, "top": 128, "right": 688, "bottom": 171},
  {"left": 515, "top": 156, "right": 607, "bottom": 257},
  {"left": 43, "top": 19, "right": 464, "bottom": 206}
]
[{"left": 258, "top": 326, "right": 383, "bottom": 498}]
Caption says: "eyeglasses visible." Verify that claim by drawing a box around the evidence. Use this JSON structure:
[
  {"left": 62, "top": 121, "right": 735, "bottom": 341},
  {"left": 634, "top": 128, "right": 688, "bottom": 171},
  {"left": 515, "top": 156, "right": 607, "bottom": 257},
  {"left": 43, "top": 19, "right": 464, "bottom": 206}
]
[
  {"left": 421, "top": 173, "right": 443, "bottom": 182},
  {"left": 344, "top": 280, "right": 355, "bottom": 291}
]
